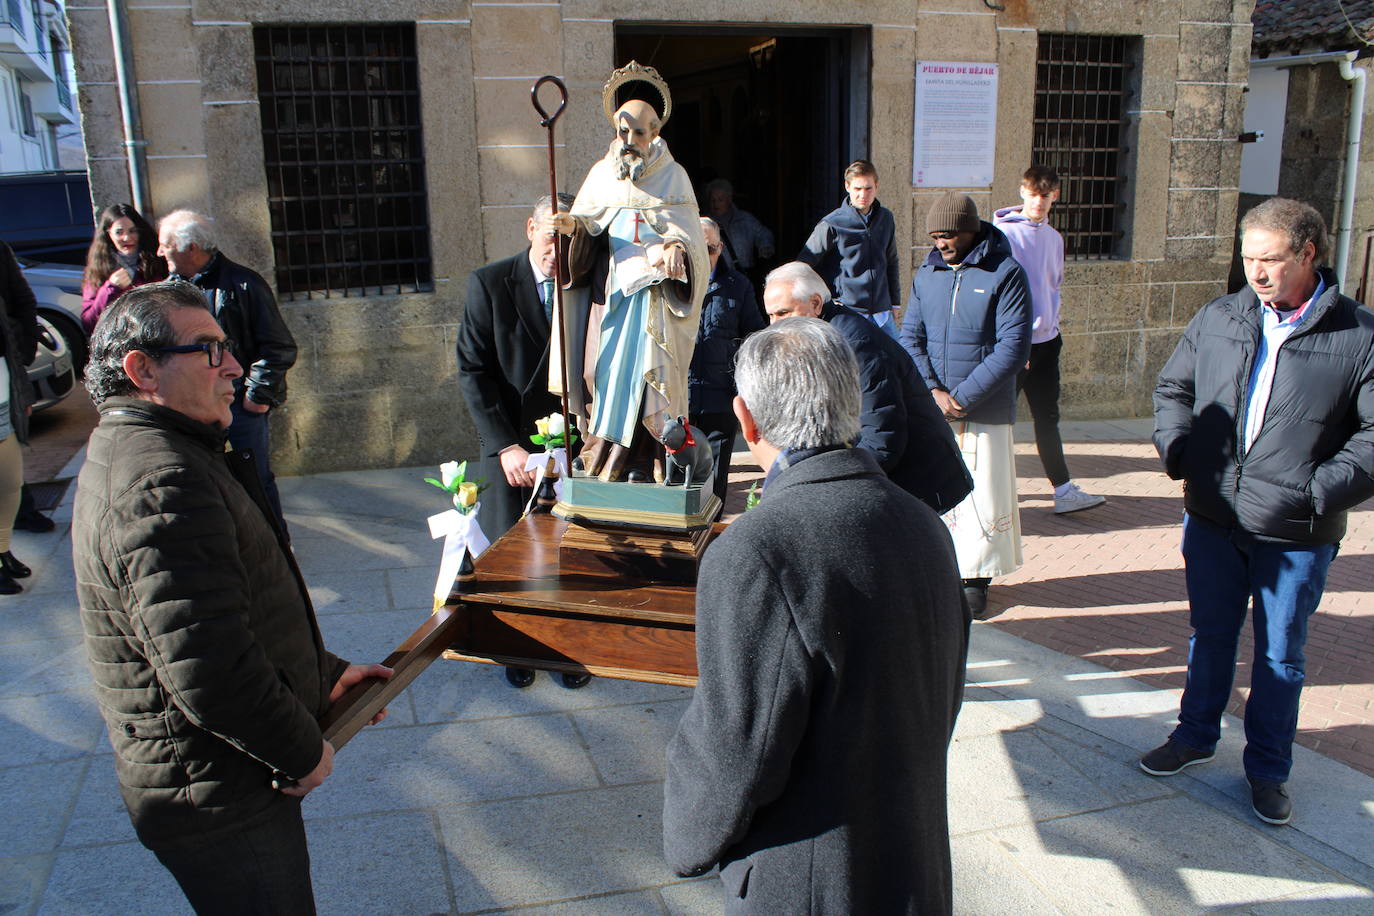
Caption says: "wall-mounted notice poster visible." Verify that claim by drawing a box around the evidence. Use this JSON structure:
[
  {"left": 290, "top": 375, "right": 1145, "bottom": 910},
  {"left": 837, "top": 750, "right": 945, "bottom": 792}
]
[{"left": 913, "top": 61, "right": 998, "bottom": 187}]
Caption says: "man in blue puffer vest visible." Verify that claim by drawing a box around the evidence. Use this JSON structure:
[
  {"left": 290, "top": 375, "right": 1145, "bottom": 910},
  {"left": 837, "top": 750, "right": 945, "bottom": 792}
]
[
  {"left": 900, "top": 192, "right": 1032, "bottom": 620},
  {"left": 798, "top": 160, "right": 902, "bottom": 336}
]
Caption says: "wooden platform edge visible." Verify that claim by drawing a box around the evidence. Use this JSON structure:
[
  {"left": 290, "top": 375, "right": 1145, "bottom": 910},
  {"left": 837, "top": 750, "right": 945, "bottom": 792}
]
[
  {"left": 319, "top": 604, "right": 464, "bottom": 751},
  {"left": 441, "top": 649, "right": 698, "bottom": 687}
]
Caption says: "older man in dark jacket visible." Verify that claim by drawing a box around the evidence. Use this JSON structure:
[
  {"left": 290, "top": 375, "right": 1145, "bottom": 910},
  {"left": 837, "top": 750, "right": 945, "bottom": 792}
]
[
  {"left": 73, "top": 282, "right": 389, "bottom": 914},
  {"left": 664, "top": 317, "right": 967, "bottom": 914},
  {"left": 763, "top": 261, "right": 971, "bottom": 515},
  {"left": 901, "top": 192, "right": 1031, "bottom": 618},
  {"left": 158, "top": 209, "right": 298, "bottom": 533},
  {"left": 1142, "top": 198, "right": 1374, "bottom": 827}
]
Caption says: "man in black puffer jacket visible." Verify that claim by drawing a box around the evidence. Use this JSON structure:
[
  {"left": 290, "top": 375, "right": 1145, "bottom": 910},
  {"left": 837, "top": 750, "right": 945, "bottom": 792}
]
[
  {"left": 74, "top": 282, "right": 390, "bottom": 913},
  {"left": 1142, "top": 198, "right": 1374, "bottom": 828},
  {"left": 157, "top": 209, "right": 297, "bottom": 533}
]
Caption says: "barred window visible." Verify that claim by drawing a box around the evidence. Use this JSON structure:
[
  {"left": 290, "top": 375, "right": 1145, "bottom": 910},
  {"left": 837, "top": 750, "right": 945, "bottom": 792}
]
[
  {"left": 1033, "top": 34, "right": 1136, "bottom": 260},
  {"left": 254, "top": 24, "right": 433, "bottom": 300}
]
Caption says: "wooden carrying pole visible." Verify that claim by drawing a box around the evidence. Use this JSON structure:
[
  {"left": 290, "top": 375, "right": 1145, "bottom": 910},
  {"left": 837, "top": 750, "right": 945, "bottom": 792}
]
[{"left": 531, "top": 75, "right": 573, "bottom": 448}]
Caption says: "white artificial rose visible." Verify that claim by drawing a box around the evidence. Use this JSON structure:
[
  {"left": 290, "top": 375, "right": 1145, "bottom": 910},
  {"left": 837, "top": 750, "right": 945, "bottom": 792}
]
[
  {"left": 439, "top": 461, "right": 461, "bottom": 489},
  {"left": 547, "top": 413, "right": 565, "bottom": 437}
]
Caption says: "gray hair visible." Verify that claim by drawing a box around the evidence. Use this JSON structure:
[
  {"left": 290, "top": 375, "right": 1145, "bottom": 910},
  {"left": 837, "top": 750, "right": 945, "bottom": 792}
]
[
  {"left": 159, "top": 209, "right": 218, "bottom": 254},
  {"left": 532, "top": 192, "right": 574, "bottom": 221},
  {"left": 699, "top": 216, "right": 719, "bottom": 235},
  {"left": 84, "top": 280, "right": 212, "bottom": 405},
  {"left": 735, "top": 317, "right": 860, "bottom": 450},
  {"left": 764, "top": 261, "right": 832, "bottom": 305},
  {"left": 1240, "top": 197, "right": 1329, "bottom": 264},
  {"left": 704, "top": 178, "right": 733, "bottom": 198}
]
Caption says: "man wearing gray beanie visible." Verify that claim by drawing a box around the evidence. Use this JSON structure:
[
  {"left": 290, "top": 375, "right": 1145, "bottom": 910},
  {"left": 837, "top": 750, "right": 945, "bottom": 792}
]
[{"left": 900, "top": 192, "right": 1032, "bottom": 620}]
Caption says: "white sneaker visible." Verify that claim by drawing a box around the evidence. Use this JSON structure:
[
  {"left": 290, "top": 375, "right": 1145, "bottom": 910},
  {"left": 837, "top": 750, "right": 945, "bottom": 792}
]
[{"left": 1054, "top": 483, "right": 1105, "bottom": 514}]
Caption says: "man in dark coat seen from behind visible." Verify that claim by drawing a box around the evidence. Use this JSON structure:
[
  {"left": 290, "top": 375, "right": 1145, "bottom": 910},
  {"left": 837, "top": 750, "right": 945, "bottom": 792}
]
[
  {"left": 664, "top": 317, "right": 968, "bottom": 914},
  {"left": 72, "top": 282, "right": 391, "bottom": 914},
  {"left": 761, "top": 260, "right": 972, "bottom": 515}
]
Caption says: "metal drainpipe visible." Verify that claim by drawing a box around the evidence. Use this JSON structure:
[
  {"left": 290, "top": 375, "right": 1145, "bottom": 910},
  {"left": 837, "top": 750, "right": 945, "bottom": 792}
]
[
  {"left": 1336, "top": 55, "right": 1366, "bottom": 291},
  {"left": 107, "top": 0, "right": 150, "bottom": 214}
]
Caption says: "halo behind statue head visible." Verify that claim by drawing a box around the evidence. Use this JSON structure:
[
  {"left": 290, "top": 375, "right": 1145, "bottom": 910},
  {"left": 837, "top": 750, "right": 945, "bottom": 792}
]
[{"left": 602, "top": 61, "right": 673, "bottom": 129}]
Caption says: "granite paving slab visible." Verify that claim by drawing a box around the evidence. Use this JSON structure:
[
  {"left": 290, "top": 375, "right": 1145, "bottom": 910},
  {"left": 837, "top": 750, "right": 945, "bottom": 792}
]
[{"left": 434, "top": 782, "right": 674, "bottom": 911}]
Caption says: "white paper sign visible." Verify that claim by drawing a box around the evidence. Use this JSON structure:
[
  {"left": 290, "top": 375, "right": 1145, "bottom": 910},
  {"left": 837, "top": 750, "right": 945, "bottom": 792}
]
[
  {"left": 913, "top": 61, "right": 999, "bottom": 188},
  {"left": 428, "top": 507, "right": 490, "bottom": 608}
]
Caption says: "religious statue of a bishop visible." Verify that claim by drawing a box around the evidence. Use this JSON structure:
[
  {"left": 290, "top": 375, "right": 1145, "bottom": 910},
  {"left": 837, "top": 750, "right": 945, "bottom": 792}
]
[{"left": 551, "top": 61, "right": 708, "bottom": 483}]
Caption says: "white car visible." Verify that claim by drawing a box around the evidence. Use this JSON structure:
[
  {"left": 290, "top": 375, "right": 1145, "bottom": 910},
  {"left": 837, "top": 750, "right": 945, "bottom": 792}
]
[
  {"left": 26, "top": 315, "right": 77, "bottom": 411},
  {"left": 18, "top": 259, "right": 86, "bottom": 372}
]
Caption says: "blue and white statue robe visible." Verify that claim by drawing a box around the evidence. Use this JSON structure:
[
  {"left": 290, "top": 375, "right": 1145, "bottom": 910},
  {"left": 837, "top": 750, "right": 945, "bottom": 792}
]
[{"left": 556, "top": 137, "right": 708, "bottom": 448}]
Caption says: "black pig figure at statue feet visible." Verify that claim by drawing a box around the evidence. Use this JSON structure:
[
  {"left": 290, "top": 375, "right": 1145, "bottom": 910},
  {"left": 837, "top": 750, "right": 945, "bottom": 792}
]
[{"left": 659, "top": 416, "right": 714, "bottom": 489}]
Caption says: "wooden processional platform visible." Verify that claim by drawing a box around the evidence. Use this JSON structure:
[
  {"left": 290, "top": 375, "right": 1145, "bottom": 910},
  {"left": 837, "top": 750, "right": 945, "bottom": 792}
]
[{"left": 320, "top": 512, "right": 717, "bottom": 752}]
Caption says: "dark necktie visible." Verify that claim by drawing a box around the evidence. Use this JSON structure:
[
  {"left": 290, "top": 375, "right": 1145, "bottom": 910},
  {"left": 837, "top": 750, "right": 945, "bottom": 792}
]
[{"left": 541, "top": 278, "right": 554, "bottom": 321}]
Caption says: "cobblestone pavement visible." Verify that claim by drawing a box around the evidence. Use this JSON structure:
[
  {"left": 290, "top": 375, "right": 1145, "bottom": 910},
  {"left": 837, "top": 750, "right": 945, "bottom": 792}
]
[{"left": 990, "top": 429, "right": 1374, "bottom": 780}]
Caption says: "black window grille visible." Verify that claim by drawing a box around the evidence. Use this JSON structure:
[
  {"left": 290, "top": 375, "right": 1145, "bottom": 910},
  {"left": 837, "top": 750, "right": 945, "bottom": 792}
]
[
  {"left": 1033, "top": 34, "right": 1134, "bottom": 260},
  {"left": 254, "top": 23, "right": 433, "bottom": 300}
]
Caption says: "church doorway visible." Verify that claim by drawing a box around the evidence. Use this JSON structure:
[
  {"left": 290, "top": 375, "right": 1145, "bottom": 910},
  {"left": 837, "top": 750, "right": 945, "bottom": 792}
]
[{"left": 614, "top": 25, "right": 871, "bottom": 277}]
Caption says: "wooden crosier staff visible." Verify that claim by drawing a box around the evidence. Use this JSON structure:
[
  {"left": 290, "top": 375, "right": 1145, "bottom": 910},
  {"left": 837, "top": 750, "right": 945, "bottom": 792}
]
[
  {"left": 283, "top": 79, "right": 583, "bottom": 776},
  {"left": 531, "top": 75, "right": 574, "bottom": 457}
]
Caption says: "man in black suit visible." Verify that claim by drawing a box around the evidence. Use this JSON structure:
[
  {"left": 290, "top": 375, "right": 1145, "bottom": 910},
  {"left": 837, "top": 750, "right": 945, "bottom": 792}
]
[
  {"left": 664, "top": 317, "right": 967, "bottom": 913},
  {"left": 458, "top": 194, "right": 570, "bottom": 538},
  {"left": 457, "top": 194, "right": 589, "bottom": 689}
]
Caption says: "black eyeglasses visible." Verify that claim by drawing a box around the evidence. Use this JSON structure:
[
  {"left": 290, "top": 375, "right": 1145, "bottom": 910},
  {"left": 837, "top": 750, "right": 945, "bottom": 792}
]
[{"left": 155, "top": 338, "right": 235, "bottom": 367}]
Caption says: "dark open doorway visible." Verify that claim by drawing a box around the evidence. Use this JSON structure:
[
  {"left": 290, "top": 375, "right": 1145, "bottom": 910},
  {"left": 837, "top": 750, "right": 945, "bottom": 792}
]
[{"left": 614, "top": 26, "right": 870, "bottom": 273}]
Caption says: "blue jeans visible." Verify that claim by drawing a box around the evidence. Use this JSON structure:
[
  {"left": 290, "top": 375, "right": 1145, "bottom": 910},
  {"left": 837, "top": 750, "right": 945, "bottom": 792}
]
[
  {"left": 1172, "top": 513, "right": 1337, "bottom": 782},
  {"left": 229, "top": 395, "right": 286, "bottom": 535}
]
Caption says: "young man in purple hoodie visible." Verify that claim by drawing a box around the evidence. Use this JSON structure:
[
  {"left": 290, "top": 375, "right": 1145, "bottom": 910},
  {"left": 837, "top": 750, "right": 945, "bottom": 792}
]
[{"left": 994, "top": 166, "right": 1105, "bottom": 514}]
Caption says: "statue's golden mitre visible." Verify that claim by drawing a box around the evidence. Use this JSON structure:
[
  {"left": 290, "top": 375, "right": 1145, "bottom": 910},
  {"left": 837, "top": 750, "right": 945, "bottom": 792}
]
[{"left": 602, "top": 60, "right": 673, "bottom": 127}]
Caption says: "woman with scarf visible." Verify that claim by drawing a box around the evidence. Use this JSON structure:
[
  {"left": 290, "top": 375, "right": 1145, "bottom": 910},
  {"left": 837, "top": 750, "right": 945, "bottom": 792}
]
[{"left": 81, "top": 204, "right": 167, "bottom": 333}]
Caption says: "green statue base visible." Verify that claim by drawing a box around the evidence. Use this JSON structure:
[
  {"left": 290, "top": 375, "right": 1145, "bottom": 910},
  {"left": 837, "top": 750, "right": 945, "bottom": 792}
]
[{"left": 553, "top": 472, "right": 721, "bottom": 532}]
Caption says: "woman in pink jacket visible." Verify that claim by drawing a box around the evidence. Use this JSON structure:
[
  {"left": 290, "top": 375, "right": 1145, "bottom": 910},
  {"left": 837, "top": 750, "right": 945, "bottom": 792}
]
[{"left": 81, "top": 204, "right": 167, "bottom": 333}]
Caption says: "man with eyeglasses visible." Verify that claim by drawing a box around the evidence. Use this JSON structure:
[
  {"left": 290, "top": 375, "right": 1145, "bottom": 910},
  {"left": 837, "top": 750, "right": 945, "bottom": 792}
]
[
  {"left": 158, "top": 209, "right": 297, "bottom": 534},
  {"left": 72, "top": 281, "right": 392, "bottom": 914},
  {"left": 687, "top": 217, "right": 766, "bottom": 506}
]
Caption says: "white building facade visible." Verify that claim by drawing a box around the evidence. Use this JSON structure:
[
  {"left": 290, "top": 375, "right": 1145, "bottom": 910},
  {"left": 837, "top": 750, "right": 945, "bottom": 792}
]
[{"left": 0, "top": 0, "right": 76, "bottom": 172}]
